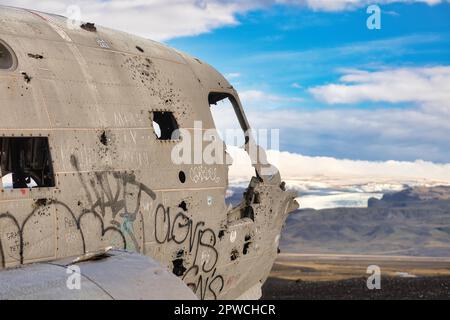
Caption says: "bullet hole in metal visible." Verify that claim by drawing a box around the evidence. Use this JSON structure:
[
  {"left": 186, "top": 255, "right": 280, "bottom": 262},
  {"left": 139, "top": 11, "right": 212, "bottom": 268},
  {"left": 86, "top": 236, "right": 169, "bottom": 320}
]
[
  {"left": 179, "top": 201, "right": 188, "bottom": 212},
  {"left": 34, "top": 198, "right": 48, "bottom": 208},
  {"left": 27, "top": 53, "right": 44, "bottom": 59},
  {"left": 172, "top": 258, "right": 186, "bottom": 276},
  {"left": 243, "top": 242, "right": 251, "bottom": 255},
  {"left": 100, "top": 131, "right": 108, "bottom": 146},
  {"left": 179, "top": 171, "right": 186, "bottom": 184},
  {"left": 176, "top": 249, "right": 185, "bottom": 258},
  {"left": 21, "top": 72, "right": 32, "bottom": 83},
  {"left": 80, "top": 22, "right": 96, "bottom": 32},
  {"left": 230, "top": 249, "right": 239, "bottom": 261}
]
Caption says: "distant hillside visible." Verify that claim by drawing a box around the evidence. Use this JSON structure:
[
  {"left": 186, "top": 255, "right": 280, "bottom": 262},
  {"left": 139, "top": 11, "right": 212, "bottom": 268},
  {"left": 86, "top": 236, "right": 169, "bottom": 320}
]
[
  {"left": 368, "top": 185, "right": 450, "bottom": 207},
  {"left": 280, "top": 186, "right": 450, "bottom": 257}
]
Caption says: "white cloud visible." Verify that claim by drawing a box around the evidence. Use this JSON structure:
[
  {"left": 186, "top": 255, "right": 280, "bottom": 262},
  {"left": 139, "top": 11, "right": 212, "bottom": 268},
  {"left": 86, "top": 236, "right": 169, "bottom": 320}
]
[
  {"left": 1, "top": 1, "right": 448, "bottom": 40},
  {"left": 309, "top": 66, "right": 450, "bottom": 108},
  {"left": 290, "top": 66, "right": 450, "bottom": 162},
  {"left": 1, "top": 0, "right": 251, "bottom": 41},
  {"left": 225, "top": 72, "right": 241, "bottom": 79}
]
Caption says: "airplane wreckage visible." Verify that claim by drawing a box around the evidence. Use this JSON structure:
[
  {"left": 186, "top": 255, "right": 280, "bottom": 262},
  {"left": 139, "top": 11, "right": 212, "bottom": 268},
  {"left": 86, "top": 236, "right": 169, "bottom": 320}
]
[{"left": 0, "top": 6, "right": 298, "bottom": 300}]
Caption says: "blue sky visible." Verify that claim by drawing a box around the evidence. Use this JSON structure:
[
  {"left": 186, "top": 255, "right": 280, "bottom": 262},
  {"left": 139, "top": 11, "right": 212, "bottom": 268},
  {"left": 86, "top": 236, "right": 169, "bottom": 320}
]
[
  {"left": 170, "top": 3, "right": 450, "bottom": 92},
  {"left": 3, "top": 0, "right": 450, "bottom": 163},
  {"left": 167, "top": 2, "right": 450, "bottom": 162}
]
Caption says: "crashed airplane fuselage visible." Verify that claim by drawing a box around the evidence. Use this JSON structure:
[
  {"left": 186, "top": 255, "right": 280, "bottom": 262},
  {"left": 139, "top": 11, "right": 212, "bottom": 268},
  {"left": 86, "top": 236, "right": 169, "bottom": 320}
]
[{"left": 0, "top": 6, "right": 298, "bottom": 300}]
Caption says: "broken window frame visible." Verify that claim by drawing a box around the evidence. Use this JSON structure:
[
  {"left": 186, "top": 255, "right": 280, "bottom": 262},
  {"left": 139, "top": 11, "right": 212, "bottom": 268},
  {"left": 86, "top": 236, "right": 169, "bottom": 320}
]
[
  {"left": 208, "top": 92, "right": 258, "bottom": 222},
  {"left": 0, "top": 137, "right": 56, "bottom": 190},
  {"left": 0, "top": 39, "right": 17, "bottom": 71},
  {"left": 209, "top": 92, "right": 251, "bottom": 140}
]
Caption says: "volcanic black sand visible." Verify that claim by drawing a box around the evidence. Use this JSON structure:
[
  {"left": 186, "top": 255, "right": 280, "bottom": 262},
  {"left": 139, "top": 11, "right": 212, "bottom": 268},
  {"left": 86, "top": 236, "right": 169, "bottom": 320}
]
[
  {"left": 262, "top": 275, "right": 450, "bottom": 300},
  {"left": 262, "top": 254, "right": 450, "bottom": 300}
]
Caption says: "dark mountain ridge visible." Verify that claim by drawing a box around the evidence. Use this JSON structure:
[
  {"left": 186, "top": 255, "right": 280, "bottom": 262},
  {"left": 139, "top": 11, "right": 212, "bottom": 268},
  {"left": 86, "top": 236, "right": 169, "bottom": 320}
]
[{"left": 280, "top": 186, "right": 450, "bottom": 257}]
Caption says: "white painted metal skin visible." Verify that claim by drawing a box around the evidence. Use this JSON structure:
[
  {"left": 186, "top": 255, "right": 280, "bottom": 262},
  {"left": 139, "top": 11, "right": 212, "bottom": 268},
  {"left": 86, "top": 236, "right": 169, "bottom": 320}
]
[
  {"left": 0, "top": 6, "right": 298, "bottom": 300},
  {"left": 0, "top": 250, "right": 198, "bottom": 300}
]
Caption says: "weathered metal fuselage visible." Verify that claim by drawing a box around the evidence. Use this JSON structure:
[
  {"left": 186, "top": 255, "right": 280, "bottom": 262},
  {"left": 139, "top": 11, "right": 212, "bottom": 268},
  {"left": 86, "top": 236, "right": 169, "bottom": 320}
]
[{"left": 0, "top": 6, "right": 297, "bottom": 300}]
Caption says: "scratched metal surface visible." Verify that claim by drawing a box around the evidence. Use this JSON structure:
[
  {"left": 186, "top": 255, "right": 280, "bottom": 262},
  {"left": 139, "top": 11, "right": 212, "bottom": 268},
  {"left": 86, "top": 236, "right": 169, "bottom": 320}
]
[
  {"left": 0, "top": 250, "right": 197, "bottom": 300},
  {"left": 0, "top": 5, "right": 298, "bottom": 300}
]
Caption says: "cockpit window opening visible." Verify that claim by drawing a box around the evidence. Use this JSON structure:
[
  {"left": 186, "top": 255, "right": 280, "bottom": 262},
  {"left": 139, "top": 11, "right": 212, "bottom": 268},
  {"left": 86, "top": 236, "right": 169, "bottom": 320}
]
[
  {"left": 152, "top": 111, "right": 180, "bottom": 140},
  {"left": 209, "top": 92, "right": 250, "bottom": 134},
  {"left": 0, "top": 39, "right": 17, "bottom": 71},
  {"left": 0, "top": 137, "right": 55, "bottom": 189},
  {"left": 208, "top": 92, "right": 255, "bottom": 221}
]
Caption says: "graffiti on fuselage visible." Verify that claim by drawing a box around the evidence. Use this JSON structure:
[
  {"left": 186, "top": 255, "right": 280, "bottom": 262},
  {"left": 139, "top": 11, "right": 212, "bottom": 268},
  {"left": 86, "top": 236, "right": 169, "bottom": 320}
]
[
  {"left": 0, "top": 154, "right": 224, "bottom": 299},
  {"left": 154, "top": 204, "right": 224, "bottom": 299}
]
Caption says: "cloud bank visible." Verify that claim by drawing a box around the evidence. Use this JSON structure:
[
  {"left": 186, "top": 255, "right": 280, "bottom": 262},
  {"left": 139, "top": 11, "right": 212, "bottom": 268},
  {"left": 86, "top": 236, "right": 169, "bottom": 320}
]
[
  {"left": 1, "top": 1, "right": 448, "bottom": 40},
  {"left": 227, "top": 146, "right": 450, "bottom": 184},
  {"left": 310, "top": 66, "right": 450, "bottom": 108}
]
